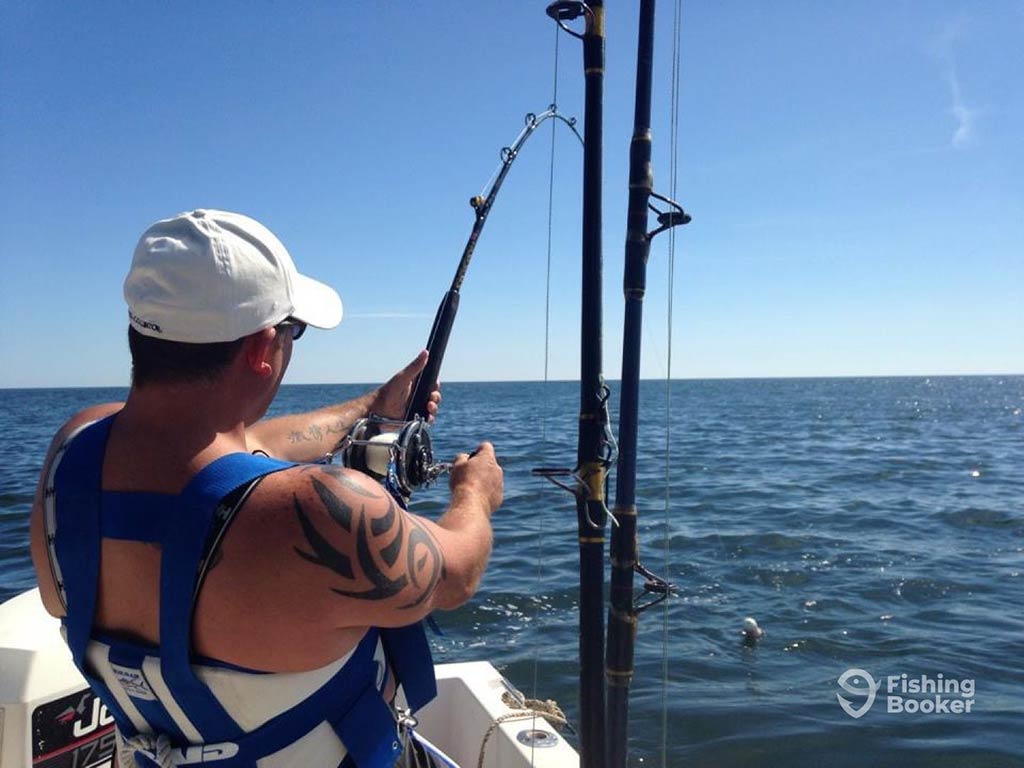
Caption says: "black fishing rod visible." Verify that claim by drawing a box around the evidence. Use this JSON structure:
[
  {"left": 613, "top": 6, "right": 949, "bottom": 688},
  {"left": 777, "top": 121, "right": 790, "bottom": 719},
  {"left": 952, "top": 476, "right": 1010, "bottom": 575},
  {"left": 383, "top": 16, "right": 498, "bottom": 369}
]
[
  {"left": 340, "top": 108, "right": 580, "bottom": 502},
  {"left": 533, "top": 3, "right": 610, "bottom": 767},
  {"left": 606, "top": 1, "right": 689, "bottom": 766},
  {"left": 405, "top": 107, "right": 582, "bottom": 421}
]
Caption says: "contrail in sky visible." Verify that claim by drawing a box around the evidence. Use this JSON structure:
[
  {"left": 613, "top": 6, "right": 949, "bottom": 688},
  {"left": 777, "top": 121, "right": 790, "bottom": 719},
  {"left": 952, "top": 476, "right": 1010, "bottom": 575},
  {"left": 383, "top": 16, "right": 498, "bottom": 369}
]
[
  {"left": 347, "top": 312, "right": 432, "bottom": 319},
  {"left": 932, "top": 16, "right": 977, "bottom": 149},
  {"left": 947, "top": 71, "right": 974, "bottom": 148}
]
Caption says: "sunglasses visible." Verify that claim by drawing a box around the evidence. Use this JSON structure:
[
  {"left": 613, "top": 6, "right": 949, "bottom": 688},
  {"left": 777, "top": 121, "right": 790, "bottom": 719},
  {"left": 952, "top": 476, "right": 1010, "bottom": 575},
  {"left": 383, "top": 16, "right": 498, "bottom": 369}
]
[{"left": 276, "top": 317, "right": 307, "bottom": 340}]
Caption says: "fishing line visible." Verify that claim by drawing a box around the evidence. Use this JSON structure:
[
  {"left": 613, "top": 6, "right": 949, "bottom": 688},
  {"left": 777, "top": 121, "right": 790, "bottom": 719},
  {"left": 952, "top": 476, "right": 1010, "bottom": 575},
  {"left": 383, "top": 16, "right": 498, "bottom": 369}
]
[
  {"left": 544, "top": 5, "right": 561, "bottom": 410},
  {"left": 660, "top": 1, "right": 684, "bottom": 766}
]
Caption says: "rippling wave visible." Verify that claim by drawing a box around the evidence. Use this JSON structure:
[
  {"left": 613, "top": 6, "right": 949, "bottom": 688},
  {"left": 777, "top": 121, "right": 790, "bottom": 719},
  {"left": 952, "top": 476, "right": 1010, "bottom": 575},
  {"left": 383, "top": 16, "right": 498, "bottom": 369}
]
[{"left": 1, "top": 377, "right": 1022, "bottom": 766}]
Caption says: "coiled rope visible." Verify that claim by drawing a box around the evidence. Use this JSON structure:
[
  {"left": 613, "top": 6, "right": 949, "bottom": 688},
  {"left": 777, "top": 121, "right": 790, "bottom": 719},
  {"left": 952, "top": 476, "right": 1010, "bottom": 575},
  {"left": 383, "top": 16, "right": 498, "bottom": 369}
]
[{"left": 476, "top": 693, "right": 568, "bottom": 768}]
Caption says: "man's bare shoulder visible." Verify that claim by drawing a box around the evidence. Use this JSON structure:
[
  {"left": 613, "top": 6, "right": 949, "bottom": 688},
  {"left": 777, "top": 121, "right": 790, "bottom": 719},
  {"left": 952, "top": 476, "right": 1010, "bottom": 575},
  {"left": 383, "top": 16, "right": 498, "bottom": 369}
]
[
  {"left": 53, "top": 403, "right": 125, "bottom": 447},
  {"left": 231, "top": 463, "right": 394, "bottom": 564},
  {"left": 223, "top": 462, "right": 447, "bottom": 630},
  {"left": 30, "top": 402, "right": 124, "bottom": 617},
  {"left": 242, "top": 463, "right": 385, "bottom": 522}
]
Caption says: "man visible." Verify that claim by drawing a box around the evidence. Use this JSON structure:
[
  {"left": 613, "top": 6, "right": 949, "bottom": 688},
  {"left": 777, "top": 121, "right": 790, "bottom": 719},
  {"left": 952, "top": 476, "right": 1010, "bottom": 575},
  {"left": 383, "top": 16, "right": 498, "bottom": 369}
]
[{"left": 28, "top": 209, "right": 503, "bottom": 767}]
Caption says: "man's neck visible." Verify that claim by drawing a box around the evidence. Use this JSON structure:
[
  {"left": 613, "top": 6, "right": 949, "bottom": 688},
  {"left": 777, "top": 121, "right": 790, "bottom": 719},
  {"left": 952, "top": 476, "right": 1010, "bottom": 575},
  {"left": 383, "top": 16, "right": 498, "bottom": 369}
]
[{"left": 114, "top": 381, "right": 253, "bottom": 472}]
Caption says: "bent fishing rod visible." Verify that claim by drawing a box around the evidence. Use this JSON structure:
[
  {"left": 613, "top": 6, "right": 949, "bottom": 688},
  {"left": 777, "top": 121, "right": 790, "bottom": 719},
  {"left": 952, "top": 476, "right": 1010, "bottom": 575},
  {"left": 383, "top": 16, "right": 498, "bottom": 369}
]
[
  {"left": 405, "top": 106, "right": 582, "bottom": 421},
  {"left": 334, "top": 107, "right": 582, "bottom": 503}
]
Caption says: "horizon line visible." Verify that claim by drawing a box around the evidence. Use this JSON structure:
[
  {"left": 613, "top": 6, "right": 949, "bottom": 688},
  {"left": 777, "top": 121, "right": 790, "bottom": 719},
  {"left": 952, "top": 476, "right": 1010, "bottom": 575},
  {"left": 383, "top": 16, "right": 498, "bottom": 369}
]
[{"left": 3, "top": 371, "right": 1022, "bottom": 391}]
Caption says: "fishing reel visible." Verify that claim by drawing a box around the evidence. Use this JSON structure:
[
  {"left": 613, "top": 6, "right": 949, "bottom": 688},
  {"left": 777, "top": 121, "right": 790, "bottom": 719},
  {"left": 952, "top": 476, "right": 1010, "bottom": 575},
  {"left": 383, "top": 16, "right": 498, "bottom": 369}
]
[{"left": 338, "top": 415, "right": 449, "bottom": 502}]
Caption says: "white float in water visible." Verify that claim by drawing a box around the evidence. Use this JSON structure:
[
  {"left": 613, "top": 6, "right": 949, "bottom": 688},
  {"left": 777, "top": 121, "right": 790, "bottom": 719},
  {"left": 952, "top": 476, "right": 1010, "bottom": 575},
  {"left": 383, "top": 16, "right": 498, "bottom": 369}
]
[{"left": 742, "top": 616, "right": 764, "bottom": 644}]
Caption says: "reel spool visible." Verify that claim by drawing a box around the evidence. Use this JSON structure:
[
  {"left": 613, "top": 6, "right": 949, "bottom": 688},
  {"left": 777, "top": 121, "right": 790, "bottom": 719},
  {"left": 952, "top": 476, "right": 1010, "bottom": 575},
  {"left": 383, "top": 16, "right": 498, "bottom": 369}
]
[{"left": 340, "top": 415, "right": 444, "bottom": 500}]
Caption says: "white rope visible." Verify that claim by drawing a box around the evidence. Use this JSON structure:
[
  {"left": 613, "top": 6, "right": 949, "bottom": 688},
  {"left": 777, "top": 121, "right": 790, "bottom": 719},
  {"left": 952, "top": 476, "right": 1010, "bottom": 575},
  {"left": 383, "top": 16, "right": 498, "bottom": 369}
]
[
  {"left": 477, "top": 694, "right": 567, "bottom": 768},
  {"left": 118, "top": 731, "right": 175, "bottom": 767}
]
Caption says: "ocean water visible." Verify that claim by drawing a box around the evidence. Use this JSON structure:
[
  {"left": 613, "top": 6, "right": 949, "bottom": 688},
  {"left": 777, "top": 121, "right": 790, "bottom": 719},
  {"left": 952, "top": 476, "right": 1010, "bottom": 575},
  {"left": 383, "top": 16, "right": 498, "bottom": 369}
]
[{"left": 1, "top": 377, "right": 1022, "bottom": 766}]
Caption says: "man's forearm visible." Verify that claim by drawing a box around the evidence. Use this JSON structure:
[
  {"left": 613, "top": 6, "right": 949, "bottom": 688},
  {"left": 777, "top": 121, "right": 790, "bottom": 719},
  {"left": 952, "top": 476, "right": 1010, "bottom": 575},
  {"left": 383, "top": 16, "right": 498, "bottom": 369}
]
[
  {"left": 430, "top": 488, "right": 495, "bottom": 609},
  {"left": 246, "top": 389, "right": 380, "bottom": 462}
]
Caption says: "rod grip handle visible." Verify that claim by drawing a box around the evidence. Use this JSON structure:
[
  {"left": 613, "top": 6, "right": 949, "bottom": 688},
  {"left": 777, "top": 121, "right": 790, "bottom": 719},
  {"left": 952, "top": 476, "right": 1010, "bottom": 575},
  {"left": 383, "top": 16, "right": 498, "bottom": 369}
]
[{"left": 406, "top": 290, "right": 460, "bottom": 420}]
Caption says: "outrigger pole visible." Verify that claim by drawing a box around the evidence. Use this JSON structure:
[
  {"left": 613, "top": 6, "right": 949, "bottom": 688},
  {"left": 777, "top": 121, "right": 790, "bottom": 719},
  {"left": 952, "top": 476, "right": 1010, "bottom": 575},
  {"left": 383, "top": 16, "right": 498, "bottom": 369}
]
[
  {"left": 535, "top": 2, "right": 610, "bottom": 767},
  {"left": 573, "top": 4, "right": 608, "bottom": 766},
  {"left": 607, "top": 1, "right": 689, "bottom": 766}
]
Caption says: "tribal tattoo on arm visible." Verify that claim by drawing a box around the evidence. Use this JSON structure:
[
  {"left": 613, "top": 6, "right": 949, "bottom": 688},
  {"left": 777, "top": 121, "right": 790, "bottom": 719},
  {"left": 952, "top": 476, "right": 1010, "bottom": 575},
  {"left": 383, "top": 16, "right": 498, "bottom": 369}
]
[{"left": 293, "top": 467, "right": 445, "bottom": 610}]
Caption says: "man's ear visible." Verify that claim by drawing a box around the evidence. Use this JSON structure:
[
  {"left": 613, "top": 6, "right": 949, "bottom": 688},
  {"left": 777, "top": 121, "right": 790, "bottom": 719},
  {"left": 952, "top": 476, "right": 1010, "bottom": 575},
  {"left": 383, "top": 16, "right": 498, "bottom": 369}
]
[{"left": 244, "top": 327, "right": 278, "bottom": 378}]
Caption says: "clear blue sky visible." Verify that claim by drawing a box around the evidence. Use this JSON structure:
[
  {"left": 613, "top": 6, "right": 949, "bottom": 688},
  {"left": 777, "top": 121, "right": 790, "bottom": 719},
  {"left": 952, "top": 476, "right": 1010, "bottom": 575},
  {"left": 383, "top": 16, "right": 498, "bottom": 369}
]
[{"left": 2, "top": 2, "right": 1021, "bottom": 388}]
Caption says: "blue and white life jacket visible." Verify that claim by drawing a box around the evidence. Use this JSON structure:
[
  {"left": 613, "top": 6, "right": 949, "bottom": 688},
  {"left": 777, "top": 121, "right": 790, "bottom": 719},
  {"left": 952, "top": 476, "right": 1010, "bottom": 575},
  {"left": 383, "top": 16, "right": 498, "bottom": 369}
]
[{"left": 46, "top": 415, "right": 436, "bottom": 768}]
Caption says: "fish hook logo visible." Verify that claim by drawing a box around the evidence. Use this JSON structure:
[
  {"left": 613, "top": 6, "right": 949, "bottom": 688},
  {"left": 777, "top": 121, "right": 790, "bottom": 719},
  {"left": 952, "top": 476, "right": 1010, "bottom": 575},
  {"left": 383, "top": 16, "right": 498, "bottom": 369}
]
[{"left": 837, "top": 668, "right": 879, "bottom": 719}]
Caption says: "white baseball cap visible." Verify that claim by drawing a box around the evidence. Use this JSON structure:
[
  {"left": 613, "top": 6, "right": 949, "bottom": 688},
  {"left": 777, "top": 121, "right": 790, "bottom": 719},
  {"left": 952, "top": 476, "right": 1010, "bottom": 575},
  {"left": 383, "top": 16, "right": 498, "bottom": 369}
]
[{"left": 123, "top": 209, "right": 343, "bottom": 343}]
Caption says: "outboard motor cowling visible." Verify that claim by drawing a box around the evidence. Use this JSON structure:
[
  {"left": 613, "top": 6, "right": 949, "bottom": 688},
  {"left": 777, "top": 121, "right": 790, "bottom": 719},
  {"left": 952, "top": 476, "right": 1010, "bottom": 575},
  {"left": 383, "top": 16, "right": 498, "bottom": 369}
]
[{"left": 0, "top": 588, "right": 115, "bottom": 768}]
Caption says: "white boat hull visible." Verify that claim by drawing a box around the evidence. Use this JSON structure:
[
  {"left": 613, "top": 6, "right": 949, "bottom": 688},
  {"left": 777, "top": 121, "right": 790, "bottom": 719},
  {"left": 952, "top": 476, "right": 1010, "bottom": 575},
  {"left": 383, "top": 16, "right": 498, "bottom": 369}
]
[{"left": 0, "top": 589, "right": 577, "bottom": 768}]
